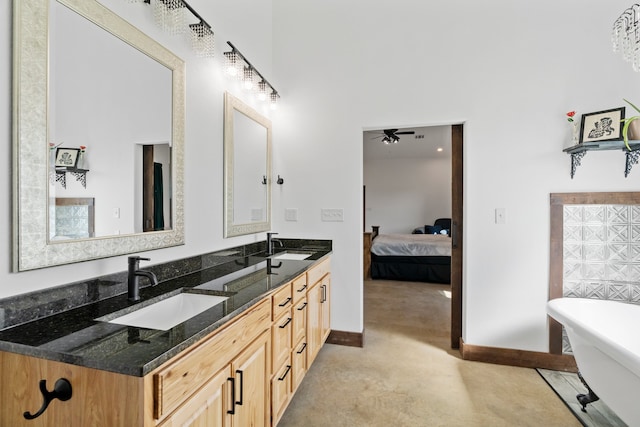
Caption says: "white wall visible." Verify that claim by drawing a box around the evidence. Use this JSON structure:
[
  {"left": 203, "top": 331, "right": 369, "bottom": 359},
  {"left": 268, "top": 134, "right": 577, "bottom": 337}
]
[
  {"left": 3, "top": 0, "right": 640, "bottom": 356},
  {"left": 363, "top": 156, "right": 452, "bottom": 234},
  {"left": 272, "top": 0, "right": 640, "bottom": 352},
  {"left": 0, "top": 0, "right": 273, "bottom": 295}
]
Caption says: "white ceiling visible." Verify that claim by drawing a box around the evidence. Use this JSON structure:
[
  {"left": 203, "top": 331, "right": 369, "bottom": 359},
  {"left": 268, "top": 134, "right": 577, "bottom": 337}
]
[{"left": 363, "top": 125, "right": 452, "bottom": 160}]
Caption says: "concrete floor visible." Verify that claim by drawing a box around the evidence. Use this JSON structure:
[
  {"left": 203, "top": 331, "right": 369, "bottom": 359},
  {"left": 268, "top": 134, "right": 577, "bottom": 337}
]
[{"left": 278, "top": 279, "right": 581, "bottom": 427}]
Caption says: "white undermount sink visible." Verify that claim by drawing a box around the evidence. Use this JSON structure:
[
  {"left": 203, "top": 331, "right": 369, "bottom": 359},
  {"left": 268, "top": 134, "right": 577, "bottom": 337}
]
[
  {"left": 271, "top": 252, "right": 313, "bottom": 260},
  {"left": 101, "top": 293, "right": 228, "bottom": 331}
]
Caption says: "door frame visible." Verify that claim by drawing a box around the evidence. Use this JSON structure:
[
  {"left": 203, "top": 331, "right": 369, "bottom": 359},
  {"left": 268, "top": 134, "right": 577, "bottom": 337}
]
[
  {"left": 362, "top": 123, "right": 464, "bottom": 349},
  {"left": 450, "top": 124, "right": 463, "bottom": 349}
]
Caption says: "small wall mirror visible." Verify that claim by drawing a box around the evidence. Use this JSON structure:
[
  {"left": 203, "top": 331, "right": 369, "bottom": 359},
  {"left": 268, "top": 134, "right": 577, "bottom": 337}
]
[
  {"left": 13, "top": 0, "right": 185, "bottom": 271},
  {"left": 223, "top": 92, "right": 272, "bottom": 237}
]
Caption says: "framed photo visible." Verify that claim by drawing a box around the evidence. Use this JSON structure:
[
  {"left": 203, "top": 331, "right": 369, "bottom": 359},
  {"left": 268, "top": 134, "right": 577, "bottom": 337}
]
[
  {"left": 579, "top": 107, "right": 625, "bottom": 143},
  {"left": 54, "top": 148, "right": 81, "bottom": 168}
]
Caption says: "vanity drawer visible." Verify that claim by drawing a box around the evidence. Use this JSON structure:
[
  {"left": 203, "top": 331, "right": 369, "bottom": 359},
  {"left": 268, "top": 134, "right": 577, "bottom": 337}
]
[
  {"left": 272, "top": 309, "right": 293, "bottom": 373},
  {"left": 272, "top": 282, "right": 293, "bottom": 320},
  {"left": 152, "top": 299, "right": 271, "bottom": 420},
  {"left": 293, "top": 297, "right": 307, "bottom": 346},
  {"left": 292, "top": 274, "right": 308, "bottom": 303},
  {"left": 307, "top": 258, "right": 331, "bottom": 286}
]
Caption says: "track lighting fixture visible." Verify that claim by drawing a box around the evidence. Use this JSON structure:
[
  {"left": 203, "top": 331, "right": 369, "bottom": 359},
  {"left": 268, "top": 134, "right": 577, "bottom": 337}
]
[
  {"left": 129, "top": 0, "right": 215, "bottom": 58},
  {"left": 223, "top": 42, "right": 280, "bottom": 108}
]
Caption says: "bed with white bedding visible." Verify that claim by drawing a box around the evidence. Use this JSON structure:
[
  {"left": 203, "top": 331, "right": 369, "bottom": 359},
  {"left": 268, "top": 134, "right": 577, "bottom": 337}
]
[{"left": 370, "top": 230, "right": 451, "bottom": 284}]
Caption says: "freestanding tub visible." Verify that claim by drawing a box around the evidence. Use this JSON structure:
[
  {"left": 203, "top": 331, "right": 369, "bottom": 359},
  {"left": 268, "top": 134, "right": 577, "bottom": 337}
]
[{"left": 547, "top": 298, "right": 640, "bottom": 426}]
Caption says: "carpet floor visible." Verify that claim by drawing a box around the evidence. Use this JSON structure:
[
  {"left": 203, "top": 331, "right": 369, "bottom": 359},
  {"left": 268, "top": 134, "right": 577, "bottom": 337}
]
[{"left": 277, "top": 279, "right": 581, "bottom": 427}]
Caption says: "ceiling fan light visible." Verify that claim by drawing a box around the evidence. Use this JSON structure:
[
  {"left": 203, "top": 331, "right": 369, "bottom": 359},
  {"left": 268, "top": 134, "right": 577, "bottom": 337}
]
[{"left": 382, "top": 136, "right": 391, "bottom": 144}]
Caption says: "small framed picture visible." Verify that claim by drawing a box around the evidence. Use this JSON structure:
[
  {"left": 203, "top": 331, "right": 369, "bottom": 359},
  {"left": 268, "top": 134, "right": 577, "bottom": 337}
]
[
  {"left": 579, "top": 107, "right": 625, "bottom": 143},
  {"left": 54, "top": 148, "right": 81, "bottom": 168}
]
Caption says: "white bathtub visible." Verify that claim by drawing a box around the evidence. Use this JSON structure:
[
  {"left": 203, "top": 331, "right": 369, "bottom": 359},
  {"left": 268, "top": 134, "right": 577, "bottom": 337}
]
[{"left": 547, "top": 298, "right": 640, "bottom": 426}]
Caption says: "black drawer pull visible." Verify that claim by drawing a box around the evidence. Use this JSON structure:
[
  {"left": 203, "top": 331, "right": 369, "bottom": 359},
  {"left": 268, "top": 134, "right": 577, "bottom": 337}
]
[
  {"left": 279, "top": 317, "right": 292, "bottom": 328},
  {"left": 236, "top": 369, "right": 244, "bottom": 406},
  {"left": 227, "top": 377, "right": 235, "bottom": 414},
  {"left": 296, "top": 284, "right": 307, "bottom": 292},
  {"left": 278, "top": 297, "right": 292, "bottom": 307},
  {"left": 297, "top": 302, "right": 308, "bottom": 311},
  {"left": 278, "top": 365, "right": 292, "bottom": 381},
  {"left": 296, "top": 342, "right": 307, "bottom": 354}
]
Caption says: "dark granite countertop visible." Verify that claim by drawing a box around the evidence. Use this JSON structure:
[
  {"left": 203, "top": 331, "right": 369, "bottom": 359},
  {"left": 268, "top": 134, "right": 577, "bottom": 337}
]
[{"left": 0, "top": 244, "right": 331, "bottom": 377}]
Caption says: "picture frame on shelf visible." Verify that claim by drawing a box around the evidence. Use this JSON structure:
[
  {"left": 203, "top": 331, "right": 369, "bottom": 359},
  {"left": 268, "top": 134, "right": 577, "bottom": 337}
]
[
  {"left": 54, "top": 148, "right": 81, "bottom": 168},
  {"left": 579, "top": 107, "right": 625, "bottom": 143}
]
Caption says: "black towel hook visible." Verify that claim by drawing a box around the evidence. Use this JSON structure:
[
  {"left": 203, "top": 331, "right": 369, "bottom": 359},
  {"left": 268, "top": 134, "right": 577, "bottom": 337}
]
[{"left": 23, "top": 378, "right": 73, "bottom": 420}]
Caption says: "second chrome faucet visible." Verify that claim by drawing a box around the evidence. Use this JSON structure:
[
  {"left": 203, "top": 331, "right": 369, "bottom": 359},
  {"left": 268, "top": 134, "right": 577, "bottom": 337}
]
[{"left": 127, "top": 256, "right": 159, "bottom": 301}]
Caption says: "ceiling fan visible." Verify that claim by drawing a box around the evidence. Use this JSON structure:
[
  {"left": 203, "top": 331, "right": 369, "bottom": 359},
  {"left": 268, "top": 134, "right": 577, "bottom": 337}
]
[{"left": 373, "top": 129, "right": 416, "bottom": 144}]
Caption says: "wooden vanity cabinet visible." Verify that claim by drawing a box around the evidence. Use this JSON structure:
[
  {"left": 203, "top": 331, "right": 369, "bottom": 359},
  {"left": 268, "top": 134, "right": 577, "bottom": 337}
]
[{"left": 0, "top": 257, "right": 331, "bottom": 427}]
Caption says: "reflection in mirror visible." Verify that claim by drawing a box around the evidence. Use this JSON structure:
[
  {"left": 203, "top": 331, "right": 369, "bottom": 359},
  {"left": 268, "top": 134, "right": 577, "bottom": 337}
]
[
  {"left": 50, "top": 198, "right": 95, "bottom": 240},
  {"left": 224, "top": 92, "right": 272, "bottom": 237},
  {"left": 49, "top": 0, "right": 173, "bottom": 239},
  {"left": 13, "top": 0, "right": 185, "bottom": 271}
]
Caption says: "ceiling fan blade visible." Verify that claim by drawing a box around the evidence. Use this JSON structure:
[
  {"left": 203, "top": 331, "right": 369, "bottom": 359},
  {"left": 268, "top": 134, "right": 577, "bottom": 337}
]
[{"left": 395, "top": 131, "right": 415, "bottom": 135}]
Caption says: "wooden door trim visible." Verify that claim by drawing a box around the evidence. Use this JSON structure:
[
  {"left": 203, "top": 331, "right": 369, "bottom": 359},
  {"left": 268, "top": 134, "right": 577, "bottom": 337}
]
[{"left": 451, "top": 124, "right": 463, "bottom": 349}]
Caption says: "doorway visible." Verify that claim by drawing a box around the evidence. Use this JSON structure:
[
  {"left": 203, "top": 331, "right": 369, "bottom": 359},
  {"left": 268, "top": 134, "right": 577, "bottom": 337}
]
[{"left": 363, "top": 124, "right": 464, "bottom": 349}]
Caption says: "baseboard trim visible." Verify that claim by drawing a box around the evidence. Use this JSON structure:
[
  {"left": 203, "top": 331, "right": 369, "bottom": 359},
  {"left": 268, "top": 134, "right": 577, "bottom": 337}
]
[
  {"left": 326, "top": 329, "right": 364, "bottom": 348},
  {"left": 459, "top": 339, "right": 577, "bottom": 372}
]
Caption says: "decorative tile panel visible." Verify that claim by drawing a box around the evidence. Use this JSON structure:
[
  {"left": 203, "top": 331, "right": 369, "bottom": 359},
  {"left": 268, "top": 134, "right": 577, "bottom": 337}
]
[{"left": 562, "top": 204, "right": 640, "bottom": 354}]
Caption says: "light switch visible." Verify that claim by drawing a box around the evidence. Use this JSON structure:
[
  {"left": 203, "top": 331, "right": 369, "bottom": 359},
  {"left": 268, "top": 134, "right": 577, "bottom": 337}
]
[
  {"left": 113, "top": 207, "right": 120, "bottom": 218},
  {"left": 285, "top": 208, "right": 298, "bottom": 221},
  {"left": 495, "top": 208, "right": 506, "bottom": 224}
]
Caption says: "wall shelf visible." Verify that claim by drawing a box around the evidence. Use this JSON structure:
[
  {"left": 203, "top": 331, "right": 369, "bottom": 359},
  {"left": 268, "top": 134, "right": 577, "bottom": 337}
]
[
  {"left": 563, "top": 140, "right": 640, "bottom": 178},
  {"left": 54, "top": 167, "right": 89, "bottom": 188}
]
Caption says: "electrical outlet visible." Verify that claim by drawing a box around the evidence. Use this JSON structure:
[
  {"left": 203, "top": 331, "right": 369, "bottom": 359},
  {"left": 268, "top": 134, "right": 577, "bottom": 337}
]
[{"left": 321, "top": 208, "right": 344, "bottom": 222}]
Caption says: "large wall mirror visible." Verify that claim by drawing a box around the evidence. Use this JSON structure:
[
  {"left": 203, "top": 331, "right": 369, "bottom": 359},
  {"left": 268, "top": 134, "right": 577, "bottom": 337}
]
[
  {"left": 224, "top": 92, "right": 272, "bottom": 237},
  {"left": 13, "top": 0, "right": 185, "bottom": 271}
]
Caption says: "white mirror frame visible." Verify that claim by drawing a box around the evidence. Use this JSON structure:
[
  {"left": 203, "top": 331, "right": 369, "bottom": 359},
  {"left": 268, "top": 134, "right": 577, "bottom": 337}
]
[
  {"left": 12, "top": 0, "right": 185, "bottom": 271},
  {"left": 223, "top": 92, "right": 272, "bottom": 237}
]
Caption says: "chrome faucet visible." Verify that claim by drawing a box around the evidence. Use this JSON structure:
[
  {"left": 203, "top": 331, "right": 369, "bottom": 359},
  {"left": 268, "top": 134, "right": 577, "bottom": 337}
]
[
  {"left": 266, "top": 232, "right": 283, "bottom": 256},
  {"left": 128, "top": 256, "right": 159, "bottom": 301}
]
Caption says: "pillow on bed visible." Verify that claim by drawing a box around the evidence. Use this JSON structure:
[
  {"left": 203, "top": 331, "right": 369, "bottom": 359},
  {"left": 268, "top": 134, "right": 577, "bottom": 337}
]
[{"left": 426, "top": 225, "right": 442, "bottom": 234}]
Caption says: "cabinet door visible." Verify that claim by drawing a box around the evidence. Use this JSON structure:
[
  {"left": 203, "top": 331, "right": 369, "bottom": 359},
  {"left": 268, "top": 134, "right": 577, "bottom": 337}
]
[
  {"left": 161, "top": 366, "right": 232, "bottom": 427},
  {"left": 271, "top": 356, "right": 292, "bottom": 425},
  {"left": 306, "top": 280, "right": 322, "bottom": 367},
  {"left": 291, "top": 339, "right": 307, "bottom": 393},
  {"left": 231, "top": 331, "right": 270, "bottom": 427},
  {"left": 321, "top": 274, "right": 331, "bottom": 342}
]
